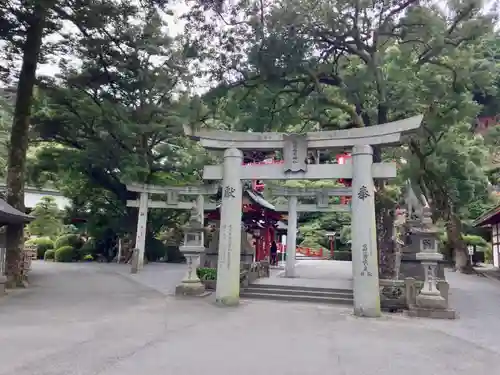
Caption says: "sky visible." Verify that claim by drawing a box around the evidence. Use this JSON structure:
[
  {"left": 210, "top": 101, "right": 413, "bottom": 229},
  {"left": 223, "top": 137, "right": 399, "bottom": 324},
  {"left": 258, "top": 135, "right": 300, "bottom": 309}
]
[
  {"left": 6, "top": 0, "right": 500, "bottom": 85},
  {"left": 36, "top": 1, "right": 190, "bottom": 78}
]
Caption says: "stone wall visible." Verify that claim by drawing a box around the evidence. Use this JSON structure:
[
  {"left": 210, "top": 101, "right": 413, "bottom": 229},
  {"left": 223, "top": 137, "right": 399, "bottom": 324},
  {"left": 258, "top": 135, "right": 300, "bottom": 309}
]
[
  {"left": 200, "top": 227, "right": 255, "bottom": 268},
  {"left": 379, "top": 278, "right": 450, "bottom": 311},
  {"left": 201, "top": 261, "right": 270, "bottom": 290}
]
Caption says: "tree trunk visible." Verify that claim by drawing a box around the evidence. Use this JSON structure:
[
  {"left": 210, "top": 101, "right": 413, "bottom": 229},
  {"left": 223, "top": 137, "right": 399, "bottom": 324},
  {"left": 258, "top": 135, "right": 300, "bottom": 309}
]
[
  {"left": 372, "top": 145, "right": 396, "bottom": 279},
  {"left": 376, "top": 191, "right": 395, "bottom": 278},
  {"left": 446, "top": 213, "right": 473, "bottom": 273},
  {"left": 5, "top": 4, "right": 48, "bottom": 287}
]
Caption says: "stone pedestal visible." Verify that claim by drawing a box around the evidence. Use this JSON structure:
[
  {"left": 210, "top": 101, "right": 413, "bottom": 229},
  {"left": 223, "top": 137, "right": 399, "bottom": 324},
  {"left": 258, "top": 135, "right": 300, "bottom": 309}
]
[
  {"left": 407, "top": 305, "right": 457, "bottom": 319},
  {"left": 379, "top": 279, "right": 406, "bottom": 311},
  {"left": 175, "top": 254, "right": 208, "bottom": 297}
]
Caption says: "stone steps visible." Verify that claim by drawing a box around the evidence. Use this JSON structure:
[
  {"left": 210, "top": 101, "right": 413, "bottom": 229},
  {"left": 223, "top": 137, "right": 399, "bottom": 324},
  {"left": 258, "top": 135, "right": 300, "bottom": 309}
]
[{"left": 241, "top": 284, "right": 354, "bottom": 305}]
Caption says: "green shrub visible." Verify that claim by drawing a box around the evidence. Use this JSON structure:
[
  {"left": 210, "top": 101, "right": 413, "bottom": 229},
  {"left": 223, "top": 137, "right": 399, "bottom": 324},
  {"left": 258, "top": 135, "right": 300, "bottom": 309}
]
[
  {"left": 26, "top": 237, "right": 56, "bottom": 259},
  {"left": 83, "top": 254, "right": 94, "bottom": 261},
  {"left": 54, "top": 234, "right": 84, "bottom": 250},
  {"left": 485, "top": 244, "right": 493, "bottom": 264},
  {"left": 77, "top": 240, "right": 96, "bottom": 260},
  {"left": 333, "top": 251, "right": 352, "bottom": 261},
  {"left": 44, "top": 249, "right": 55, "bottom": 261},
  {"left": 145, "top": 237, "right": 169, "bottom": 261},
  {"left": 197, "top": 268, "right": 217, "bottom": 280},
  {"left": 54, "top": 246, "right": 75, "bottom": 262}
]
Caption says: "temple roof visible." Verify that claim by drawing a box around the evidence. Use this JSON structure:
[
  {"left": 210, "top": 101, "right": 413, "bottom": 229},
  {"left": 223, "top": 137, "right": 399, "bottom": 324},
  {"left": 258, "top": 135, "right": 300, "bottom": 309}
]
[
  {"left": 210, "top": 189, "right": 277, "bottom": 212},
  {"left": 0, "top": 199, "right": 34, "bottom": 226},
  {"left": 245, "top": 190, "right": 275, "bottom": 211},
  {"left": 473, "top": 204, "right": 500, "bottom": 227}
]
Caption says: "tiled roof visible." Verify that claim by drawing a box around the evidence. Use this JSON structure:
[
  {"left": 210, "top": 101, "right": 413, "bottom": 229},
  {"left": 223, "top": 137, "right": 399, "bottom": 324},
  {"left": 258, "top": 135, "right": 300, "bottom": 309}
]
[
  {"left": 473, "top": 204, "right": 500, "bottom": 227},
  {"left": 0, "top": 199, "right": 34, "bottom": 225}
]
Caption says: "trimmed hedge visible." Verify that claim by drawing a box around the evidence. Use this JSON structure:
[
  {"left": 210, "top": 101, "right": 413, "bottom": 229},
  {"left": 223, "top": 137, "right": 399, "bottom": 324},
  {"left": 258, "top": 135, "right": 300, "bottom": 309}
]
[
  {"left": 54, "top": 246, "right": 75, "bottom": 262},
  {"left": 77, "top": 240, "right": 96, "bottom": 260},
  {"left": 333, "top": 251, "right": 352, "bottom": 261},
  {"left": 54, "top": 234, "right": 84, "bottom": 250},
  {"left": 27, "top": 237, "right": 55, "bottom": 259},
  {"left": 197, "top": 268, "right": 217, "bottom": 280},
  {"left": 44, "top": 249, "right": 55, "bottom": 260}
]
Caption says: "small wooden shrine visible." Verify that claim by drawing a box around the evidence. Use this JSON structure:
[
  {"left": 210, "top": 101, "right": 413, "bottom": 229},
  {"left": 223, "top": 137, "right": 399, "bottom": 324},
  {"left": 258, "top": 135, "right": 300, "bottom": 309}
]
[{"left": 0, "top": 198, "right": 34, "bottom": 292}]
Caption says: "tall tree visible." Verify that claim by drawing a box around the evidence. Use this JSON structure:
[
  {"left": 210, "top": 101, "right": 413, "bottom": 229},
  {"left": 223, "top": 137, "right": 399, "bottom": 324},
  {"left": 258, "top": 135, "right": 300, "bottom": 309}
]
[
  {"left": 28, "top": 6, "right": 211, "bottom": 251},
  {"left": 0, "top": 0, "right": 181, "bottom": 281},
  {"left": 0, "top": 0, "right": 59, "bottom": 286},
  {"left": 27, "top": 196, "right": 63, "bottom": 237},
  {"left": 186, "top": 0, "right": 498, "bottom": 273}
]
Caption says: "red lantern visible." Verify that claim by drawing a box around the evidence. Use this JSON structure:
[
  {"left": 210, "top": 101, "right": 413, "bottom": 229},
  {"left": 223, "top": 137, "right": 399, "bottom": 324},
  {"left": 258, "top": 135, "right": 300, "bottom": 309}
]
[{"left": 336, "top": 152, "right": 352, "bottom": 187}]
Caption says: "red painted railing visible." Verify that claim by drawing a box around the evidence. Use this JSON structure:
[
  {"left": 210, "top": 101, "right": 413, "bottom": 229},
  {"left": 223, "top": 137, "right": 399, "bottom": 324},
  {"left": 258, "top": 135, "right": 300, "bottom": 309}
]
[{"left": 276, "top": 243, "right": 326, "bottom": 258}]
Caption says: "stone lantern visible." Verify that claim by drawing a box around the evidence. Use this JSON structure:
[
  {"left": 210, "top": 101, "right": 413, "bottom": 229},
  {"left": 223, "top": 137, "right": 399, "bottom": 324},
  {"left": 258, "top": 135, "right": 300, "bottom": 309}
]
[
  {"left": 175, "top": 206, "right": 208, "bottom": 297},
  {"left": 408, "top": 207, "right": 456, "bottom": 319}
]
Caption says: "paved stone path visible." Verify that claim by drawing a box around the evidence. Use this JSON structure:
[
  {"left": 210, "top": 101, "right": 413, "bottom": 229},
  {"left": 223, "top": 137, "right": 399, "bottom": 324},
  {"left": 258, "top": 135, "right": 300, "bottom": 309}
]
[
  {"left": 256, "top": 258, "right": 353, "bottom": 289},
  {"left": 1, "top": 261, "right": 500, "bottom": 375}
]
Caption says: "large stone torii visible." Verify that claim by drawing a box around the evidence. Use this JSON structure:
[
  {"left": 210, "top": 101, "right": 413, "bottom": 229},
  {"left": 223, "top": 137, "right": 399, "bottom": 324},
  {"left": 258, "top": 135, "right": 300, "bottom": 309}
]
[{"left": 185, "top": 115, "right": 423, "bottom": 317}]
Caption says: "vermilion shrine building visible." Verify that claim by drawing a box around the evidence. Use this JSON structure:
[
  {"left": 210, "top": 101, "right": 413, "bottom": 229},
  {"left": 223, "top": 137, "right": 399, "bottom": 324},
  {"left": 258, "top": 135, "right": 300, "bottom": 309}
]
[{"left": 204, "top": 150, "right": 353, "bottom": 262}]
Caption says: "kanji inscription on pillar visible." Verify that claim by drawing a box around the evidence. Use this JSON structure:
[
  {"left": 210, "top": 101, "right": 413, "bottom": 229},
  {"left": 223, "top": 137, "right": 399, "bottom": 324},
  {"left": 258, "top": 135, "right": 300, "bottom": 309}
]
[
  {"left": 226, "top": 224, "right": 233, "bottom": 270},
  {"left": 223, "top": 186, "right": 236, "bottom": 199},
  {"left": 357, "top": 185, "right": 370, "bottom": 201},
  {"left": 218, "top": 224, "right": 227, "bottom": 264},
  {"left": 283, "top": 133, "right": 307, "bottom": 173},
  {"left": 360, "top": 244, "right": 372, "bottom": 276}
]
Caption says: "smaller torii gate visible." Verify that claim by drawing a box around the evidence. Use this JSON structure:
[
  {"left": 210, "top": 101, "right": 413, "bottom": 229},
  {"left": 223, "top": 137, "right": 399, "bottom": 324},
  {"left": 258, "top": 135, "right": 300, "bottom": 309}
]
[
  {"left": 126, "top": 184, "right": 218, "bottom": 270},
  {"left": 269, "top": 186, "right": 352, "bottom": 277}
]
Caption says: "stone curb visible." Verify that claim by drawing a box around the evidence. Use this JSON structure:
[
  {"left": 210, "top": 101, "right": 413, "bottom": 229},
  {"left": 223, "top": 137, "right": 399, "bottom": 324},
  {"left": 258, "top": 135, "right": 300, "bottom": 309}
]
[{"left": 474, "top": 268, "right": 500, "bottom": 283}]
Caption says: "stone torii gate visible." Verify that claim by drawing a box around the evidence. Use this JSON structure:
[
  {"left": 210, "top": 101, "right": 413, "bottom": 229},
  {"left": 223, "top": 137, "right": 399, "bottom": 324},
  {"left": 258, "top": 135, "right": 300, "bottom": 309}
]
[
  {"left": 126, "top": 184, "right": 218, "bottom": 270},
  {"left": 185, "top": 115, "right": 423, "bottom": 316},
  {"left": 269, "top": 186, "right": 351, "bottom": 278}
]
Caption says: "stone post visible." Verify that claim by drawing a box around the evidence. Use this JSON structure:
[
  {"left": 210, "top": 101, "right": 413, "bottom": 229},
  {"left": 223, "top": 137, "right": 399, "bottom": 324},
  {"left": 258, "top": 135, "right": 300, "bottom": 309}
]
[
  {"left": 134, "top": 192, "right": 149, "bottom": 270},
  {"left": 130, "top": 248, "right": 139, "bottom": 274},
  {"left": 0, "top": 246, "right": 6, "bottom": 296},
  {"left": 216, "top": 148, "right": 243, "bottom": 306},
  {"left": 285, "top": 195, "right": 298, "bottom": 277},
  {"left": 351, "top": 145, "right": 381, "bottom": 317}
]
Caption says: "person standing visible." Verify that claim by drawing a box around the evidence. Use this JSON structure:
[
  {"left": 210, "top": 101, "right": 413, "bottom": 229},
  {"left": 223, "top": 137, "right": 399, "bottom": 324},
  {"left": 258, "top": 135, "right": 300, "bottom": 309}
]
[{"left": 270, "top": 241, "right": 278, "bottom": 266}]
